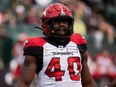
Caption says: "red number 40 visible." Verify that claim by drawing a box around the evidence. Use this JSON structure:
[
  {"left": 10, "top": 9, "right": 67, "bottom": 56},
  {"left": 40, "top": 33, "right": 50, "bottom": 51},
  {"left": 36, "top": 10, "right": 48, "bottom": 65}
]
[{"left": 45, "top": 57, "right": 81, "bottom": 81}]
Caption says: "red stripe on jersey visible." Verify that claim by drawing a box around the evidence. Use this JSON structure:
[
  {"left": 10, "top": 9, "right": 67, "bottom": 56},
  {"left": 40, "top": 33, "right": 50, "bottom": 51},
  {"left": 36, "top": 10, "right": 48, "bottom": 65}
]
[
  {"left": 24, "top": 36, "right": 46, "bottom": 48},
  {"left": 70, "top": 33, "right": 87, "bottom": 44}
]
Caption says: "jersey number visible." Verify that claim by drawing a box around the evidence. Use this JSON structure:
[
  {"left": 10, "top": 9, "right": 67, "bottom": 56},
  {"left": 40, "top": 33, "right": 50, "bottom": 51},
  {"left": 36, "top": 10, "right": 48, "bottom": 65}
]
[{"left": 45, "top": 57, "right": 81, "bottom": 81}]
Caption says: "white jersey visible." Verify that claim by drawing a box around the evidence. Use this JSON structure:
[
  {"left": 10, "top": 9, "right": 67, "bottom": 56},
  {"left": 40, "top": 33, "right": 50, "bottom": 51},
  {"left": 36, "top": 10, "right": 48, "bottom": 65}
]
[{"left": 24, "top": 33, "right": 87, "bottom": 87}]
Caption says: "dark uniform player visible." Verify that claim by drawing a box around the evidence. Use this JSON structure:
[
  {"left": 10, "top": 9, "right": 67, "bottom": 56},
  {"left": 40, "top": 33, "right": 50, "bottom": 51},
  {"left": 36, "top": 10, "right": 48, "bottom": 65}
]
[{"left": 17, "top": 3, "right": 97, "bottom": 87}]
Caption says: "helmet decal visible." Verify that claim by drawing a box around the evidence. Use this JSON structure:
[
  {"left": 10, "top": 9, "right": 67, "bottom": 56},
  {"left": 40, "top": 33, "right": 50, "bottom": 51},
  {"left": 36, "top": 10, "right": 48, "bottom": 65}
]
[{"left": 58, "top": 3, "right": 65, "bottom": 15}]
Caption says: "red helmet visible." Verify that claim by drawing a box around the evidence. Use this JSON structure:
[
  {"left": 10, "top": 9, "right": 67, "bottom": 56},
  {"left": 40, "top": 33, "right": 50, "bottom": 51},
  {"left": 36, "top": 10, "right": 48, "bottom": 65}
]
[{"left": 41, "top": 3, "right": 74, "bottom": 37}]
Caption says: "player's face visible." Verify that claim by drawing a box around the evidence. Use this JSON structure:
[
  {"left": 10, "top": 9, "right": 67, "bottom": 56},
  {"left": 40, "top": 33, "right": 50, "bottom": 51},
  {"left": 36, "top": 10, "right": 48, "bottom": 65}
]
[{"left": 52, "top": 20, "right": 69, "bottom": 36}]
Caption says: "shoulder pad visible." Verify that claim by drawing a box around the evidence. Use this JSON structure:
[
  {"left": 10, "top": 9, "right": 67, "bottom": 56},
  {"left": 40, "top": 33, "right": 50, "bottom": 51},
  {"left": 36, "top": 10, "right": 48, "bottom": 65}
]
[
  {"left": 24, "top": 36, "right": 46, "bottom": 48},
  {"left": 70, "top": 33, "right": 87, "bottom": 44}
]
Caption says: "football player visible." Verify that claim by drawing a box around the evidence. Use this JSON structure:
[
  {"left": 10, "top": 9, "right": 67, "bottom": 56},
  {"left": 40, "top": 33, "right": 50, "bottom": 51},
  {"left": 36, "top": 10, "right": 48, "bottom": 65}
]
[{"left": 17, "top": 3, "right": 97, "bottom": 87}]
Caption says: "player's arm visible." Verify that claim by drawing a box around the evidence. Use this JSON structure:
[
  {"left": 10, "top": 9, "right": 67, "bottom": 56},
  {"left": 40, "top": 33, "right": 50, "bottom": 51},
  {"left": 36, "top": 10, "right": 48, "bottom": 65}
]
[
  {"left": 81, "top": 51, "right": 97, "bottom": 87},
  {"left": 17, "top": 55, "right": 37, "bottom": 87},
  {"left": 105, "top": 79, "right": 116, "bottom": 87}
]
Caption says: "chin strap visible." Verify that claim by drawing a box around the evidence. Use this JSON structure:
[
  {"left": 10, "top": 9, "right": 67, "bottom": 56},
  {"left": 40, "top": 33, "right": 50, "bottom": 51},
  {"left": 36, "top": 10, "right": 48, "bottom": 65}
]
[{"left": 35, "top": 26, "right": 43, "bottom": 30}]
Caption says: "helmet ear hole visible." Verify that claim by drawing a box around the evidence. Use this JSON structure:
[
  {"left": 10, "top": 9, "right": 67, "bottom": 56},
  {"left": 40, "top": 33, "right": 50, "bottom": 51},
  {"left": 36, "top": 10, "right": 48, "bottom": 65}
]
[{"left": 42, "top": 19, "right": 46, "bottom": 23}]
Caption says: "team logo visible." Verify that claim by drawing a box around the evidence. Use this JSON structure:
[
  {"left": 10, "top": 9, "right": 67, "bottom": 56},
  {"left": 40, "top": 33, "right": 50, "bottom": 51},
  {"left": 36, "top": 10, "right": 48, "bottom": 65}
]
[
  {"left": 45, "top": 48, "right": 56, "bottom": 52},
  {"left": 66, "top": 46, "right": 78, "bottom": 53}
]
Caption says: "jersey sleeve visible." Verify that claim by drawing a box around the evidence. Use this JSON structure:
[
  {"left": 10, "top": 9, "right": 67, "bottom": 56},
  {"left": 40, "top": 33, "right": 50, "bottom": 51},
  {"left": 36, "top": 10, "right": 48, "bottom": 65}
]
[
  {"left": 71, "top": 33, "right": 87, "bottom": 55},
  {"left": 23, "top": 37, "right": 45, "bottom": 56},
  {"left": 23, "top": 37, "right": 45, "bottom": 74}
]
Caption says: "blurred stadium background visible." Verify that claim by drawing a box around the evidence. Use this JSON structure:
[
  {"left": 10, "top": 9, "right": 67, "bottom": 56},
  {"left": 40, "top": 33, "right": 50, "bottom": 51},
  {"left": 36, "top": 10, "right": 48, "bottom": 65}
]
[{"left": 0, "top": 0, "right": 116, "bottom": 87}]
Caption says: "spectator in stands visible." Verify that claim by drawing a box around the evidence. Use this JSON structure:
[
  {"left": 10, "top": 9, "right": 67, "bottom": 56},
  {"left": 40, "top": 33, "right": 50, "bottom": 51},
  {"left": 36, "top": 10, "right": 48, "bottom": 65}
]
[
  {"left": 110, "top": 53, "right": 116, "bottom": 79},
  {"left": 35, "top": 0, "right": 52, "bottom": 7},
  {"left": 0, "top": 12, "right": 13, "bottom": 66},
  {"left": 98, "top": 16, "right": 114, "bottom": 45},
  {"left": 73, "top": 1, "right": 88, "bottom": 36},
  {"left": 15, "top": 5, "right": 25, "bottom": 24},
  {"left": 25, "top": 7, "right": 39, "bottom": 25},
  {"left": 12, "top": 33, "right": 29, "bottom": 80},
  {"left": 95, "top": 49, "right": 114, "bottom": 87},
  {"left": 87, "top": 52, "right": 98, "bottom": 79}
]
